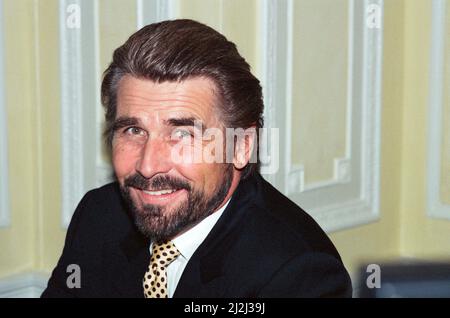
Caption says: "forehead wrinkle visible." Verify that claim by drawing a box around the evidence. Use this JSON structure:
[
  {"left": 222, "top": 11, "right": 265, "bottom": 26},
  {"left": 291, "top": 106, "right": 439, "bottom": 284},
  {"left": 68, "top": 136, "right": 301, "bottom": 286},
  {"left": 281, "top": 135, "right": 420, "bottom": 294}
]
[
  {"left": 121, "top": 92, "right": 201, "bottom": 101},
  {"left": 119, "top": 97, "right": 215, "bottom": 124},
  {"left": 122, "top": 94, "right": 213, "bottom": 111},
  {"left": 117, "top": 75, "right": 222, "bottom": 127}
]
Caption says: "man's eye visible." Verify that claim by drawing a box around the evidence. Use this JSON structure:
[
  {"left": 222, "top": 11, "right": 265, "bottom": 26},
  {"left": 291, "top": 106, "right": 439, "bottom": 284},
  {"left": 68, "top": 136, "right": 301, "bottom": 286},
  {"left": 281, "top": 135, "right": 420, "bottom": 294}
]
[
  {"left": 174, "top": 129, "right": 193, "bottom": 139},
  {"left": 124, "top": 127, "right": 146, "bottom": 136}
]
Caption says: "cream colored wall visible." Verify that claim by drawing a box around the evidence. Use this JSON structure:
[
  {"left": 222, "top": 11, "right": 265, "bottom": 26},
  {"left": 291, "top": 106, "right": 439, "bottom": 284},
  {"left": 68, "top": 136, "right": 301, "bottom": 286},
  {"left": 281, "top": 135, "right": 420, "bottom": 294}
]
[
  {"left": 0, "top": 0, "right": 36, "bottom": 277},
  {"left": 399, "top": 0, "right": 450, "bottom": 258},
  {"left": 35, "top": 0, "right": 66, "bottom": 272},
  {"left": 0, "top": 0, "right": 66, "bottom": 276},
  {"left": 441, "top": 2, "right": 450, "bottom": 205},
  {"left": 292, "top": 0, "right": 348, "bottom": 184},
  {"left": 1, "top": 0, "right": 450, "bottom": 288},
  {"left": 329, "top": 0, "right": 405, "bottom": 275}
]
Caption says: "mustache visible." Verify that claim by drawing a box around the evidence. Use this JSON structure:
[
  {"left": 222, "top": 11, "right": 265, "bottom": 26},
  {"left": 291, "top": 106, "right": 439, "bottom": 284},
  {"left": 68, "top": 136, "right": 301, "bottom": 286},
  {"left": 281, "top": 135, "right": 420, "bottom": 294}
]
[{"left": 124, "top": 173, "right": 191, "bottom": 192}]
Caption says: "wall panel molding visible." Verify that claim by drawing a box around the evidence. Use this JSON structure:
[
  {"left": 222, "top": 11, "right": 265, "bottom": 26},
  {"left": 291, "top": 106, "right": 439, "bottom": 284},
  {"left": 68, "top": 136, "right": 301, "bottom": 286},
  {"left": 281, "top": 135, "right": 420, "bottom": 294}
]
[
  {"left": 427, "top": 0, "right": 449, "bottom": 219},
  {"left": 0, "top": 272, "right": 49, "bottom": 298},
  {"left": 136, "top": 0, "right": 177, "bottom": 29},
  {"left": 259, "top": 0, "right": 286, "bottom": 184},
  {"left": 261, "top": 0, "right": 383, "bottom": 232},
  {"left": 0, "top": 0, "right": 10, "bottom": 228},
  {"left": 285, "top": 0, "right": 353, "bottom": 196},
  {"left": 59, "top": 0, "right": 102, "bottom": 228}
]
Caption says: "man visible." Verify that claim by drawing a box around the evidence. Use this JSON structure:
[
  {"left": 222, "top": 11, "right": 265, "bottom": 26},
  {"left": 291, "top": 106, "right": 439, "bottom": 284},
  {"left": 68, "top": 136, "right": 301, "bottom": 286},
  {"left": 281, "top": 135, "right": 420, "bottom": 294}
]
[{"left": 42, "top": 19, "right": 352, "bottom": 298}]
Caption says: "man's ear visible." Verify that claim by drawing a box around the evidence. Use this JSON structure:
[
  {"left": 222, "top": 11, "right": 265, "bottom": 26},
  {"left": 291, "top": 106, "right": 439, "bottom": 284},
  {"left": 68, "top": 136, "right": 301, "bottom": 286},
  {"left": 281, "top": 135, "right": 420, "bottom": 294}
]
[{"left": 233, "top": 126, "right": 257, "bottom": 170}]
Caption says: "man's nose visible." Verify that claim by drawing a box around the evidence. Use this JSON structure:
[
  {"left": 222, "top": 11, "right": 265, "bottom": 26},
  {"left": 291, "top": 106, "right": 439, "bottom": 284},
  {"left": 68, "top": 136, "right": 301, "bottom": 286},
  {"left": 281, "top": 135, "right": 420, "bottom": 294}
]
[{"left": 135, "top": 137, "right": 172, "bottom": 179}]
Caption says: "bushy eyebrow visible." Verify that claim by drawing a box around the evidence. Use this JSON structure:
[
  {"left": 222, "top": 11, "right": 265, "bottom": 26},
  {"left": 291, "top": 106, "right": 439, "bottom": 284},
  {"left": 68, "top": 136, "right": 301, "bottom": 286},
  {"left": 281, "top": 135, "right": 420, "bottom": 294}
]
[
  {"left": 112, "top": 116, "right": 139, "bottom": 131},
  {"left": 111, "top": 115, "right": 207, "bottom": 132},
  {"left": 164, "top": 117, "right": 200, "bottom": 127}
]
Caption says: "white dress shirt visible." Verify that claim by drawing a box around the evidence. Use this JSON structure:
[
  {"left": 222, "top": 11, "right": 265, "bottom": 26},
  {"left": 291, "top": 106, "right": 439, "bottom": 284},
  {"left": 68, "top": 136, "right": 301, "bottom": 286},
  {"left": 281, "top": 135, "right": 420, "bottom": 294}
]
[{"left": 149, "top": 199, "right": 230, "bottom": 298}]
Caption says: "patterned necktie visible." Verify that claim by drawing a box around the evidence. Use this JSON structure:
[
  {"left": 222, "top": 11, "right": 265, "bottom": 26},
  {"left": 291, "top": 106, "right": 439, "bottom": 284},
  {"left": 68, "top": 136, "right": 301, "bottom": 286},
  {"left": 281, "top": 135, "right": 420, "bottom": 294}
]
[{"left": 143, "top": 240, "right": 180, "bottom": 298}]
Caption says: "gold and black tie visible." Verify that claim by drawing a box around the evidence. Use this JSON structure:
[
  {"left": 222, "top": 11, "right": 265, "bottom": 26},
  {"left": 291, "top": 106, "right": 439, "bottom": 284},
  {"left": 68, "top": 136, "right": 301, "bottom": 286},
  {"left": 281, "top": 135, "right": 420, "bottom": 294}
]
[{"left": 143, "top": 241, "right": 180, "bottom": 298}]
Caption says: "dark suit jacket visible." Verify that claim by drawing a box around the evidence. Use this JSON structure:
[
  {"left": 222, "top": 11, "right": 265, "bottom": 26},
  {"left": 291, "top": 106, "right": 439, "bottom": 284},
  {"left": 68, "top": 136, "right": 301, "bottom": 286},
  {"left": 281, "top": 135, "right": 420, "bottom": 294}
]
[{"left": 42, "top": 173, "right": 352, "bottom": 298}]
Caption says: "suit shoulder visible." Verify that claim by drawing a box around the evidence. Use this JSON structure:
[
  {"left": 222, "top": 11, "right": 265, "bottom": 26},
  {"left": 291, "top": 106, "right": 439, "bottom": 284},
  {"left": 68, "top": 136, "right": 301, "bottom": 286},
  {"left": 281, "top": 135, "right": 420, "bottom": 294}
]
[
  {"left": 78, "top": 182, "right": 130, "bottom": 218},
  {"left": 213, "top": 174, "right": 351, "bottom": 296},
  {"left": 83, "top": 182, "right": 122, "bottom": 205},
  {"left": 68, "top": 182, "right": 133, "bottom": 242},
  {"left": 248, "top": 175, "right": 342, "bottom": 258}
]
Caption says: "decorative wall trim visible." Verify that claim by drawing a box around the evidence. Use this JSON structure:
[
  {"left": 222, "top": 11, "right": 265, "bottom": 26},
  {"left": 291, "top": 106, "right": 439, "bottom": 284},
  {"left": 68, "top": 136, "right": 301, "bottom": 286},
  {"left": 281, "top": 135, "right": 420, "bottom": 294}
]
[
  {"left": 261, "top": 0, "right": 383, "bottom": 232},
  {"left": 136, "top": 0, "right": 177, "bottom": 29},
  {"left": 0, "top": 272, "right": 49, "bottom": 298},
  {"left": 427, "top": 0, "right": 450, "bottom": 219},
  {"left": 260, "top": 0, "right": 287, "bottom": 186},
  {"left": 59, "top": 0, "right": 100, "bottom": 228},
  {"left": 287, "top": 158, "right": 352, "bottom": 195},
  {"left": 0, "top": 0, "right": 10, "bottom": 228},
  {"left": 285, "top": 0, "right": 354, "bottom": 195},
  {"left": 60, "top": 0, "right": 83, "bottom": 228}
]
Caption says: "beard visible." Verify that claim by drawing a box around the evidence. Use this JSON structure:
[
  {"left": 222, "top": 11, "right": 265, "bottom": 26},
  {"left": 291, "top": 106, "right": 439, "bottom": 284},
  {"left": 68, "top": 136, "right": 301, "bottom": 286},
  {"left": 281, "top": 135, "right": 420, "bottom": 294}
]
[{"left": 119, "top": 165, "right": 233, "bottom": 243}]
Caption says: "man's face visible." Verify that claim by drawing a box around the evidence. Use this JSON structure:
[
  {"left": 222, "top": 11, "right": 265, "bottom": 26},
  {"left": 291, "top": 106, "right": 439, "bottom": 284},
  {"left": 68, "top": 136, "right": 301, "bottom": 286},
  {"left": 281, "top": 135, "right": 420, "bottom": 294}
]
[{"left": 112, "top": 75, "right": 235, "bottom": 242}]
